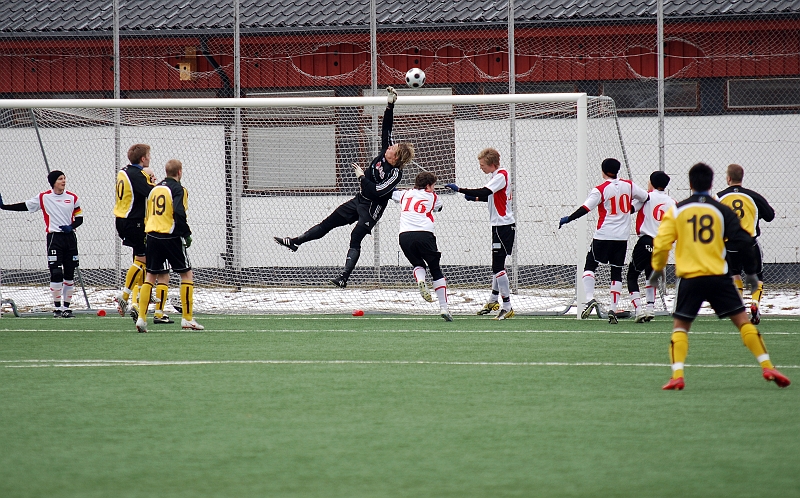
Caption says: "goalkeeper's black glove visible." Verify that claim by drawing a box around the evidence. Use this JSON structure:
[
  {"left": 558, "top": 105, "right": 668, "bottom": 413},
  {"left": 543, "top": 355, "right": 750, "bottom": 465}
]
[
  {"left": 59, "top": 224, "right": 73, "bottom": 233},
  {"left": 0, "top": 193, "right": 3, "bottom": 207},
  {"left": 647, "top": 268, "right": 665, "bottom": 288},
  {"left": 744, "top": 274, "right": 760, "bottom": 293},
  {"left": 444, "top": 183, "right": 459, "bottom": 192},
  {"left": 559, "top": 216, "right": 570, "bottom": 229},
  {"left": 183, "top": 235, "right": 192, "bottom": 248}
]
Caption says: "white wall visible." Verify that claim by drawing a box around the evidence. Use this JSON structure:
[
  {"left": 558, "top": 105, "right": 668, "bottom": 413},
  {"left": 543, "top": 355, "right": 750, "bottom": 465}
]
[{"left": 2, "top": 114, "right": 799, "bottom": 272}]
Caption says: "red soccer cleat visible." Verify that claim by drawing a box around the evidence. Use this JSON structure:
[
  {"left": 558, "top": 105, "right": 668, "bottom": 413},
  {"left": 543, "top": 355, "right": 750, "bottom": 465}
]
[
  {"left": 662, "top": 377, "right": 685, "bottom": 390},
  {"left": 763, "top": 368, "right": 791, "bottom": 388}
]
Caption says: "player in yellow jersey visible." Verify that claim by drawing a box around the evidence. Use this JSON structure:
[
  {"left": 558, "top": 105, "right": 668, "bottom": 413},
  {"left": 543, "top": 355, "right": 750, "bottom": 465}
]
[
  {"left": 717, "top": 163, "right": 775, "bottom": 325},
  {"left": 113, "top": 144, "right": 155, "bottom": 318},
  {"left": 649, "top": 163, "right": 789, "bottom": 390},
  {"left": 135, "top": 159, "right": 203, "bottom": 332}
]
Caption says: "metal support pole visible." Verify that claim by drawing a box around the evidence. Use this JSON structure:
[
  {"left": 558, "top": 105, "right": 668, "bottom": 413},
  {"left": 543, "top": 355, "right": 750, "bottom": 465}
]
[
  {"left": 657, "top": 0, "right": 665, "bottom": 171},
  {"left": 370, "top": 0, "right": 381, "bottom": 286},
  {"left": 508, "top": 0, "right": 518, "bottom": 293},
  {"left": 575, "top": 94, "right": 589, "bottom": 318}
]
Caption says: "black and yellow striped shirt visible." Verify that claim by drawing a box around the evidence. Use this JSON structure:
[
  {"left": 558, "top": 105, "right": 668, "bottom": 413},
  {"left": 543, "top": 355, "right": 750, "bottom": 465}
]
[
  {"left": 144, "top": 177, "right": 191, "bottom": 238},
  {"left": 114, "top": 165, "right": 155, "bottom": 219},
  {"left": 652, "top": 193, "right": 755, "bottom": 278}
]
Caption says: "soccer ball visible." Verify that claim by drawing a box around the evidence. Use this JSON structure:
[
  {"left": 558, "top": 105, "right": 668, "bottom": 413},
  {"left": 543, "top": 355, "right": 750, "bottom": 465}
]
[{"left": 405, "top": 68, "right": 426, "bottom": 88}]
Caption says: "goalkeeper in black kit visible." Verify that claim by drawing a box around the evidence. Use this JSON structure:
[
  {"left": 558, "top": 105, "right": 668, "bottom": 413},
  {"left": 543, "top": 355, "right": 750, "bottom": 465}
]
[{"left": 274, "top": 87, "right": 415, "bottom": 288}]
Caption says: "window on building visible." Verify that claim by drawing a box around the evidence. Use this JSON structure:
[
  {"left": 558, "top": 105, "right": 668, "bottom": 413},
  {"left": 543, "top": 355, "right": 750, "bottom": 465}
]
[
  {"left": 602, "top": 80, "right": 698, "bottom": 111},
  {"left": 728, "top": 78, "right": 800, "bottom": 109}
]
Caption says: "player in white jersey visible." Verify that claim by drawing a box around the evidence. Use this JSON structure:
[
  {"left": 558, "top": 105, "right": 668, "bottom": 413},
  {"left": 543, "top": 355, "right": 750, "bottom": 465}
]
[
  {"left": 392, "top": 171, "right": 451, "bottom": 321},
  {"left": 627, "top": 171, "right": 676, "bottom": 323},
  {"left": 559, "top": 158, "right": 649, "bottom": 323},
  {"left": 445, "top": 147, "right": 516, "bottom": 320},
  {"left": 0, "top": 170, "right": 83, "bottom": 318}
]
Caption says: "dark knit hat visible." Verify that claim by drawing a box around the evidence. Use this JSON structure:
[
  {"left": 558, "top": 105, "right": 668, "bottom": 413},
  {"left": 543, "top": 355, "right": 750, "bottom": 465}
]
[
  {"left": 601, "top": 158, "right": 621, "bottom": 176},
  {"left": 48, "top": 170, "right": 65, "bottom": 188},
  {"left": 650, "top": 171, "right": 671, "bottom": 189}
]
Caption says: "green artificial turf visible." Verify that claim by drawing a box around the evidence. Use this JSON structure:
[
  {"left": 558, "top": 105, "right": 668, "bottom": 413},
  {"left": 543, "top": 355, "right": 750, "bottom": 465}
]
[{"left": 1, "top": 314, "right": 798, "bottom": 497}]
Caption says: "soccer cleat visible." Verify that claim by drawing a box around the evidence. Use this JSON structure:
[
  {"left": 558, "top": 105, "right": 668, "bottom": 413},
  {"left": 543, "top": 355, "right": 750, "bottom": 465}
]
[
  {"left": 581, "top": 299, "right": 598, "bottom": 319},
  {"left": 114, "top": 292, "right": 129, "bottom": 316},
  {"left": 418, "top": 281, "right": 434, "bottom": 302},
  {"left": 129, "top": 306, "right": 139, "bottom": 324},
  {"left": 440, "top": 309, "right": 453, "bottom": 322},
  {"left": 135, "top": 317, "right": 148, "bottom": 333},
  {"left": 495, "top": 308, "right": 515, "bottom": 320},
  {"left": 750, "top": 303, "right": 761, "bottom": 325},
  {"left": 644, "top": 309, "right": 656, "bottom": 322},
  {"left": 634, "top": 310, "right": 648, "bottom": 323},
  {"left": 53, "top": 310, "right": 62, "bottom": 318},
  {"left": 274, "top": 236, "right": 298, "bottom": 252},
  {"left": 607, "top": 310, "right": 618, "bottom": 324},
  {"left": 170, "top": 298, "right": 183, "bottom": 314},
  {"left": 662, "top": 377, "right": 685, "bottom": 390},
  {"left": 181, "top": 318, "right": 205, "bottom": 330},
  {"left": 762, "top": 368, "right": 791, "bottom": 388},
  {"left": 329, "top": 276, "right": 347, "bottom": 288},
  {"left": 153, "top": 314, "right": 174, "bottom": 324},
  {"left": 477, "top": 302, "right": 500, "bottom": 315},
  {"left": 61, "top": 309, "right": 74, "bottom": 318}
]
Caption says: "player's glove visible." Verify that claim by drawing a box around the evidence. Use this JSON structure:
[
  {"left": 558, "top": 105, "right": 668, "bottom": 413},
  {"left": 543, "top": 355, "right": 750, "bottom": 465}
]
[
  {"left": 444, "top": 183, "right": 459, "bottom": 192},
  {"left": 183, "top": 235, "right": 192, "bottom": 249},
  {"left": 465, "top": 195, "right": 476, "bottom": 201},
  {"left": 352, "top": 163, "right": 365, "bottom": 180},
  {"left": 0, "top": 193, "right": 4, "bottom": 207},
  {"left": 647, "top": 268, "right": 665, "bottom": 288},
  {"left": 387, "top": 86, "right": 398, "bottom": 104},
  {"left": 558, "top": 216, "right": 570, "bottom": 229},
  {"left": 59, "top": 224, "right": 73, "bottom": 233},
  {"left": 744, "top": 273, "right": 760, "bottom": 293}
]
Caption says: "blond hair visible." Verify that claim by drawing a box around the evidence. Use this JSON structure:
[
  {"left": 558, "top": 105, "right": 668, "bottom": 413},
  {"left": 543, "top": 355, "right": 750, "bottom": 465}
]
[
  {"left": 165, "top": 159, "right": 183, "bottom": 178},
  {"left": 394, "top": 143, "right": 415, "bottom": 169},
  {"left": 477, "top": 147, "right": 500, "bottom": 166}
]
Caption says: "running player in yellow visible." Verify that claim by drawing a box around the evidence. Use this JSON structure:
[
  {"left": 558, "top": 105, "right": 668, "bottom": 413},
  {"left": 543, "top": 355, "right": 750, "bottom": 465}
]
[
  {"left": 135, "top": 159, "right": 203, "bottom": 332},
  {"left": 717, "top": 163, "right": 774, "bottom": 325},
  {"left": 649, "top": 162, "right": 789, "bottom": 390}
]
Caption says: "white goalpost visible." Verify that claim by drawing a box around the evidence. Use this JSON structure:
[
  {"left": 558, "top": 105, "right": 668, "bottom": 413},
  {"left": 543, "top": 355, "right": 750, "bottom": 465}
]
[{"left": 0, "top": 93, "right": 661, "bottom": 317}]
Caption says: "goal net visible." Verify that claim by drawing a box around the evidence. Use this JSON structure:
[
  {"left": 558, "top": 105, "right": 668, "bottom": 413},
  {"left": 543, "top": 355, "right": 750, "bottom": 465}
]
[{"left": 0, "top": 93, "right": 664, "bottom": 317}]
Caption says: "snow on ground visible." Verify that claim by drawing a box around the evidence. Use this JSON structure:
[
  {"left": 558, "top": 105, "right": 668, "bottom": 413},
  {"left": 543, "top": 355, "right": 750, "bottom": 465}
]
[{"left": 2, "top": 286, "right": 799, "bottom": 317}]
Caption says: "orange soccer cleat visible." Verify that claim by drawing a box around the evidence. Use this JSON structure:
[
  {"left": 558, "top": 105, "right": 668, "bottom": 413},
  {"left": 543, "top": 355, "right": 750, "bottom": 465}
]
[
  {"left": 762, "top": 368, "right": 791, "bottom": 388},
  {"left": 662, "top": 377, "right": 685, "bottom": 390}
]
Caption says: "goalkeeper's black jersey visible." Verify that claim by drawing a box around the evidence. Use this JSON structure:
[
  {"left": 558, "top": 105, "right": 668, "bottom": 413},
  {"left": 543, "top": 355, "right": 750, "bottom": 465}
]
[{"left": 359, "top": 103, "right": 403, "bottom": 202}]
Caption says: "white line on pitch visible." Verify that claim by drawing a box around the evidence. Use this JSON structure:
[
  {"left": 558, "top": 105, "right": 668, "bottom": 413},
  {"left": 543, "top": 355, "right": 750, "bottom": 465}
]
[
  {"left": 0, "top": 328, "right": 797, "bottom": 335},
  {"left": 3, "top": 359, "right": 799, "bottom": 369}
]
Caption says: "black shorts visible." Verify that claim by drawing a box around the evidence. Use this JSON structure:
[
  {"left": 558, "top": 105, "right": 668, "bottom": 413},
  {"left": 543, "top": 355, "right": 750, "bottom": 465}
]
[
  {"left": 145, "top": 234, "right": 191, "bottom": 275},
  {"left": 46, "top": 232, "right": 79, "bottom": 268},
  {"left": 585, "top": 239, "right": 627, "bottom": 270},
  {"left": 116, "top": 217, "right": 147, "bottom": 257},
  {"left": 492, "top": 224, "right": 515, "bottom": 256},
  {"left": 673, "top": 275, "right": 745, "bottom": 321},
  {"left": 399, "top": 231, "right": 440, "bottom": 269},
  {"left": 727, "top": 241, "right": 763, "bottom": 277},
  {"left": 629, "top": 235, "right": 654, "bottom": 273}
]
